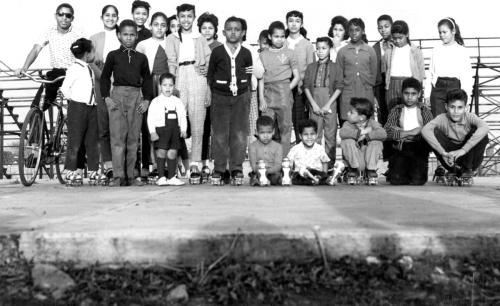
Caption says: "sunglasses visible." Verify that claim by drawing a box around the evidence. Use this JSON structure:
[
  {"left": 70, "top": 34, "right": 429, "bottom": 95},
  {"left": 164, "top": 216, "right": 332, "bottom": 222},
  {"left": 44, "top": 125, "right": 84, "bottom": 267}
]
[{"left": 57, "top": 12, "right": 73, "bottom": 19}]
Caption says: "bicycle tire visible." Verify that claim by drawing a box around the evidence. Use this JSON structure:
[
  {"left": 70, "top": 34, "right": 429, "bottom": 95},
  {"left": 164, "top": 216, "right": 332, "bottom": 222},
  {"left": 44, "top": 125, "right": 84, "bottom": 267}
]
[
  {"left": 18, "top": 108, "right": 44, "bottom": 186},
  {"left": 54, "top": 116, "right": 68, "bottom": 185}
]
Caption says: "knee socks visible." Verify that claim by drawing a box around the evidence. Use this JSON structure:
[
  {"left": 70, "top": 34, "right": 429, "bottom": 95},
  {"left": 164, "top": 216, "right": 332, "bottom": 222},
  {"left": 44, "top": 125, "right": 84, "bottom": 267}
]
[
  {"left": 157, "top": 158, "right": 166, "bottom": 178},
  {"left": 167, "top": 157, "right": 177, "bottom": 179}
]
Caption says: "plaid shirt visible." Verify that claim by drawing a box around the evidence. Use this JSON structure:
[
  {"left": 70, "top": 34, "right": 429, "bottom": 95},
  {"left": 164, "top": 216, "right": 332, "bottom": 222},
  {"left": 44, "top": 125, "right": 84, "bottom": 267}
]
[{"left": 384, "top": 103, "right": 433, "bottom": 150}]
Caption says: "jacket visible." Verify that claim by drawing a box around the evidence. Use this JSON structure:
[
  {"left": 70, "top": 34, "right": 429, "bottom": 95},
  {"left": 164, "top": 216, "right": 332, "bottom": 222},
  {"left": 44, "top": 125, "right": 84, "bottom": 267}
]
[
  {"left": 339, "top": 118, "right": 387, "bottom": 142},
  {"left": 165, "top": 32, "right": 211, "bottom": 76},
  {"left": 384, "top": 103, "right": 433, "bottom": 150},
  {"left": 303, "top": 60, "right": 342, "bottom": 96}
]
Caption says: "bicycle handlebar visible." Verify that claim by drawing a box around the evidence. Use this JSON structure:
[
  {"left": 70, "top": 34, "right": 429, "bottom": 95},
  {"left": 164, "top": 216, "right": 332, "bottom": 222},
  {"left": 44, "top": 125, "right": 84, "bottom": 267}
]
[{"left": 21, "top": 71, "right": 65, "bottom": 84}]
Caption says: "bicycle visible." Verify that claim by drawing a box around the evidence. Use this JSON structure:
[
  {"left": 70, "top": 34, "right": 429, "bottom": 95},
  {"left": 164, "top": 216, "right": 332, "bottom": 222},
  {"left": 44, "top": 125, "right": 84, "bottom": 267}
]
[{"left": 17, "top": 71, "right": 68, "bottom": 186}]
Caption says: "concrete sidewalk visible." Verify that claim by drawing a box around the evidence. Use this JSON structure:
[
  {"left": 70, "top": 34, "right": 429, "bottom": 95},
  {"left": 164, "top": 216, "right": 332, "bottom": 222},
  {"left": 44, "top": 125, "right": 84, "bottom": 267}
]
[{"left": 1, "top": 177, "right": 500, "bottom": 265}]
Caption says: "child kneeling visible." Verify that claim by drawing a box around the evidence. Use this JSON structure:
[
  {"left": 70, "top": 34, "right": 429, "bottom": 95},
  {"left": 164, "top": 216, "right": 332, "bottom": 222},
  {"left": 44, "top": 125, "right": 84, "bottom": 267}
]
[
  {"left": 248, "top": 116, "right": 283, "bottom": 185},
  {"left": 147, "top": 73, "right": 187, "bottom": 186},
  {"left": 287, "top": 119, "right": 332, "bottom": 185},
  {"left": 340, "top": 98, "right": 387, "bottom": 181},
  {"left": 384, "top": 78, "right": 433, "bottom": 185},
  {"left": 422, "top": 89, "right": 489, "bottom": 179}
]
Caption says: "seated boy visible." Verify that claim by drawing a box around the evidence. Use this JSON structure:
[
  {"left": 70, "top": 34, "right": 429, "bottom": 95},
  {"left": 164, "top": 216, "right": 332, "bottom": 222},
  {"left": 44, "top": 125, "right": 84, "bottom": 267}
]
[
  {"left": 287, "top": 119, "right": 331, "bottom": 185},
  {"left": 384, "top": 77, "right": 434, "bottom": 185},
  {"left": 248, "top": 116, "right": 283, "bottom": 185},
  {"left": 340, "top": 98, "right": 387, "bottom": 181},
  {"left": 422, "top": 88, "right": 489, "bottom": 179}
]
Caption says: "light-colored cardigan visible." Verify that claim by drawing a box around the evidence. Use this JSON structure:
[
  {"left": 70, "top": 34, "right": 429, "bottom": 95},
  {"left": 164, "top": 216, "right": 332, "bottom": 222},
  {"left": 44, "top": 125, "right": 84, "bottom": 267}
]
[
  {"left": 164, "top": 32, "right": 211, "bottom": 76},
  {"left": 383, "top": 44, "right": 425, "bottom": 90}
]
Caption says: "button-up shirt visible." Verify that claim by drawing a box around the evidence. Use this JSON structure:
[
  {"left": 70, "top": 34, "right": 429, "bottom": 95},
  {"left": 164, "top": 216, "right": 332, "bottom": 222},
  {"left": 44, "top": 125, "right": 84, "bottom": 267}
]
[
  {"left": 38, "top": 25, "right": 86, "bottom": 69},
  {"left": 336, "top": 42, "right": 377, "bottom": 89},
  {"left": 60, "top": 59, "right": 95, "bottom": 105},
  {"left": 100, "top": 45, "right": 153, "bottom": 101}
]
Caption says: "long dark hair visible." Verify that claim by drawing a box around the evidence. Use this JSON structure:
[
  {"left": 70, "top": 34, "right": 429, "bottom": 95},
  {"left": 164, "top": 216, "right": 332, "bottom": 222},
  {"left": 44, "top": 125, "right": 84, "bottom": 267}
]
[
  {"left": 438, "top": 17, "right": 464, "bottom": 45},
  {"left": 285, "top": 10, "right": 307, "bottom": 39}
]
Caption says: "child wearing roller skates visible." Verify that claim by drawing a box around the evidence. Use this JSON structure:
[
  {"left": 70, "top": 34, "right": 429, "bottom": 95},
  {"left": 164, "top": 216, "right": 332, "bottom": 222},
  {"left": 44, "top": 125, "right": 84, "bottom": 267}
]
[
  {"left": 340, "top": 98, "right": 387, "bottom": 185},
  {"left": 207, "top": 16, "right": 253, "bottom": 186},
  {"left": 60, "top": 38, "right": 99, "bottom": 186},
  {"left": 384, "top": 77, "right": 433, "bottom": 185},
  {"left": 148, "top": 73, "right": 187, "bottom": 186},
  {"left": 287, "top": 119, "right": 333, "bottom": 185},
  {"left": 422, "top": 89, "right": 489, "bottom": 186},
  {"left": 248, "top": 116, "right": 284, "bottom": 186}
]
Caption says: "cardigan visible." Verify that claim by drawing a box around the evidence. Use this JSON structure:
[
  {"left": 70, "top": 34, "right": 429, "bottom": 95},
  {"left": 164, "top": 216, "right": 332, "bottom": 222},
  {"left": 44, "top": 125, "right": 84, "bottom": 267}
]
[
  {"left": 339, "top": 118, "right": 387, "bottom": 142},
  {"left": 164, "top": 32, "right": 211, "bottom": 76},
  {"left": 384, "top": 44, "right": 425, "bottom": 90},
  {"left": 384, "top": 103, "right": 433, "bottom": 149}
]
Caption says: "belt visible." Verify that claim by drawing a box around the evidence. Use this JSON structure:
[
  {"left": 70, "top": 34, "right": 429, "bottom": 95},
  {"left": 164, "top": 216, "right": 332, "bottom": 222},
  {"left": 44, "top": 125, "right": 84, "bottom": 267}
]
[{"left": 179, "top": 61, "right": 195, "bottom": 66}]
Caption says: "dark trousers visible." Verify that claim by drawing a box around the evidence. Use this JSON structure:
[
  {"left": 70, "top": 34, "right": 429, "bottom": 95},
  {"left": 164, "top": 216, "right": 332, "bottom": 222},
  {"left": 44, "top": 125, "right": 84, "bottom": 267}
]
[
  {"left": 202, "top": 106, "right": 211, "bottom": 160},
  {"left": 249, "top": 171, "right": 282, "bottom": 185},
  {"left": 388, "top": 141, "right": 429, "bottom": 185},
  {"left": 65, "top": 101, "right": 99, "bottom": 171},
  {"left": 291, "top": 169, "right": 329, "bottom": 185},
  {"left": 96, "top": 93, "right": 112, "bottom": 162},
  {"left": 31, "top": 69, "right": 66, "bottom": 110},
  {"left": 430, "top": 77, "right": 461, "bottom": 117},
  {"left": 375, "top": 74, "right": 387, "bottom": 125},
  {"left": 211, "top": 91, "right": 250, "bottom": 173},
  {"left": 292, "top": 88, "right": 308, "bottom": 144},
  {"left": 433, "top": 129, "right": 488, "bottom": 172},
  {"left": 138, "top": 110, "right": 151, "bottom": 170}
]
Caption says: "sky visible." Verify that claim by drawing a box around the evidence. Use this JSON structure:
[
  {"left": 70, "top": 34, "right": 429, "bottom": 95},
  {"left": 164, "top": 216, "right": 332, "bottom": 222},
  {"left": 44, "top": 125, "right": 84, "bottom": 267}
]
[{"left": 1, "top": 0, "right": 499, "bottom": 69}]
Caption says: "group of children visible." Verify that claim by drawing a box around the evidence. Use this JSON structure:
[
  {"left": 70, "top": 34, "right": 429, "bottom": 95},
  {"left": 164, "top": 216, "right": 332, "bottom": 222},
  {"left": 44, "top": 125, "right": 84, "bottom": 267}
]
[{"left": 32, "top": 1, "right": 490, "bottom": 187}]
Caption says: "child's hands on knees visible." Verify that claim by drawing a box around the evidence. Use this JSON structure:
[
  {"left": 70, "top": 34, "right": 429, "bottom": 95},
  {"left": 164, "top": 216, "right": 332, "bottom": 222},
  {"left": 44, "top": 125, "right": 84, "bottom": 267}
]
[
  {"left": 150, "top": 132, "right": 159, "bottom": 142},
  {"left": 446, "top": 149, "right": 467, "bottom": 163}
]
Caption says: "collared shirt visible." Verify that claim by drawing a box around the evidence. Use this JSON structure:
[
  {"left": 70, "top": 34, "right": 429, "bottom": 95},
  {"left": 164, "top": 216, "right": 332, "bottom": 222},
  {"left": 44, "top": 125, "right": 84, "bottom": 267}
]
[
  {"left": 422, "top": 112, "right": 489, "bottom": 154},
  {"left": 329, "top": 39, "right": 348, "bottom": 63},
  {"left": 38, "top": 25, "right": 86, "bottom": 69},
  {"left": 178, "top": 31, "right": 199, "bottom": 62},
  {"left": 147, "top": 94, "right": 187, "bottom": 133},
  {"left": 248, "top": 140, "right": 283, "bottom": 174},
  {"left": 286, "top": 35, "right": 303, "bottom": 50},
  {"left": 336, "top": 42, "right": 378, "bottom": 89},
  {"left": 100, "top": 45, "right": 153, "bottom": 100},
  {"left": 287, "top": 142, "right": 330, "bottom": 175},
  {"left": 60, "top": 59, "right": 95, "bottom": 105},
  {"left": 313, "top": 60, "right": 330, "bottom": 88}
]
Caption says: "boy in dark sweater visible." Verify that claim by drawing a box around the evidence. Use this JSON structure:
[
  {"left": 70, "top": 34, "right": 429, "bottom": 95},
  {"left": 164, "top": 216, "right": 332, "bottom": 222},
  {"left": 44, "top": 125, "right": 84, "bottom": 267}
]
[
  {"left": 207, "top": 16, "right": 253, "bottom": 184},
  {"left": 100, "top": 19, "right": 153, "bottom": 187}
]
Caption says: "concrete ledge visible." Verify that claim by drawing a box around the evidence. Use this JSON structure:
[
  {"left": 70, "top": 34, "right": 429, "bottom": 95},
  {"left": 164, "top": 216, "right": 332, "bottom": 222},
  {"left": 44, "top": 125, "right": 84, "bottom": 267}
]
[{"left": 17, "top": 230, "right": 500, "bottom": 266}]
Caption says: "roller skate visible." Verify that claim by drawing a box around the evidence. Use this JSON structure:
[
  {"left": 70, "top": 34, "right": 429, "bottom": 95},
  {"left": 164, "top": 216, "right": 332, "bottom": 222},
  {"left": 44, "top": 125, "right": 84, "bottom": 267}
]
[
  {"left": 231, "top": 170, "right": 244, "bottom": 186},
  {"left": 100, "top": 168, "right": 113, "bottom": 186},
  {"left": 326, "top": 161, "right": 345, "bottom": 186},
  {"left": 88, "top": 171, "right": 101, "bottom": 186},
  {"left": 255, "top": 160, "right": 270, "bottom": 186},
  {"left": 66, "top": 170, "right": 83, "bottom": 187},
  {"left": 433, "top": 166, "right": 446, "bottom": 184},
  {"left": 189, "top": 164, "right": 202, "bottom": 185},
  {"left": 347, "top": 168, "right": 360, "bottom": 185},
  {"left": 366, "top": 170, "right": 379, "bottom": 186},
  {"left": 281, "top": 158, "right": 292, "bottom": 186},
  {"left": 445, "top": 170, "right": 458, "bottom": 186},
  {"left": 211, "top": 170, "right": 224, "bottom": 186},
  {"left": 145, "top": 169, "right": 158, "bottom": 185},
  {"left": 201, "top": 166, "right": 211, "bottom": 184},
  {"left": 459, "top": 169, "right": 474, "bottom": 187}
]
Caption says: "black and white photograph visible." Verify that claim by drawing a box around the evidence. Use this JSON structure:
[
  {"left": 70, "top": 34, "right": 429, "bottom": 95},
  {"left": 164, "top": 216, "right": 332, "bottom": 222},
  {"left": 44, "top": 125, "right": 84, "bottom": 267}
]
[{"left": 0, "top": 0, "right": 499, "bottom": 304}]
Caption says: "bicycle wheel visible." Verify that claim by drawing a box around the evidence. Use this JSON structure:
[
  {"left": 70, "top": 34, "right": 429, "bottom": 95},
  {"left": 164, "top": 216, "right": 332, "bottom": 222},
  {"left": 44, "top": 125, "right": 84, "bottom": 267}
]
[
  {"left": 18, "top": 108, "right": 44, "bottom": 186},
  {"left": 54, "top": 116, "right": 68, "bottom": 185}
]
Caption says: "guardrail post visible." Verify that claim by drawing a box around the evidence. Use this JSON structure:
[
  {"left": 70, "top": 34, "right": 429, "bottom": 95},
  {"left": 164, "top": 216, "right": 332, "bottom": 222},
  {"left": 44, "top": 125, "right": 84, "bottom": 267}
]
[{"left": 0, "top": 90, "right": 5, "bottom": 179}]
